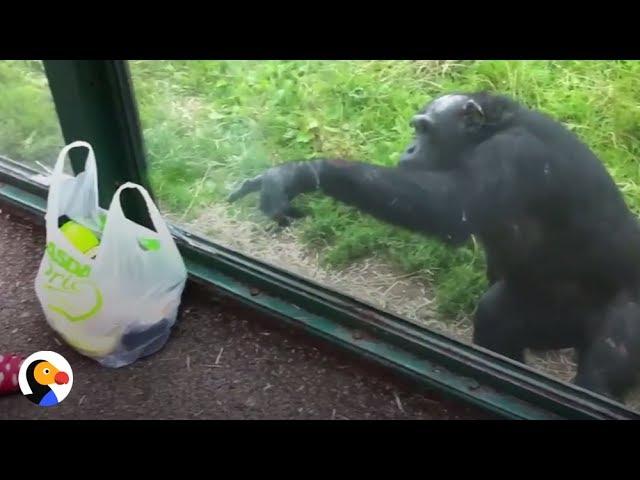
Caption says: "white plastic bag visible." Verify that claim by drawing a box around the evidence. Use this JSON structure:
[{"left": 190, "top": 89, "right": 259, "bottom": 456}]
[{"left": 34, "top": 141, "right": 187, "bottom": 367}]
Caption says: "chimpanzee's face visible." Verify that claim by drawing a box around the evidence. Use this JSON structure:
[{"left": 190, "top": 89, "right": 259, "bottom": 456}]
[{"left": 398, "top": 93, "right": 486, "bottom": 171}]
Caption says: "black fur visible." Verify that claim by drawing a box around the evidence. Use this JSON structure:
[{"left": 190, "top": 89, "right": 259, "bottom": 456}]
[{"left": 228, "top": 91, "right": 640, "bottom": 401}]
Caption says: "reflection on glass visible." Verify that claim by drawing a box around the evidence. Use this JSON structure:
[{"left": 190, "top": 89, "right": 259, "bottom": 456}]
[
  {"left": 129, "top": 60, "right": 640, "bottom": 410},
  {"left": 0, "top": 60, "right": 64, "bottom": 172}
]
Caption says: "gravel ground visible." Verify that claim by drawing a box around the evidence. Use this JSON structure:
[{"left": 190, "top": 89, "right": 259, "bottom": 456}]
[{"left": 0, "top": 207, "right": 489, "bottom": 420}]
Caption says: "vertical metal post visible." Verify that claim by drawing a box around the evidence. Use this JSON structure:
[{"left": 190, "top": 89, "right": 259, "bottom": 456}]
[{"left": 43, "top": 60, "right": 151, "bottom": 226}]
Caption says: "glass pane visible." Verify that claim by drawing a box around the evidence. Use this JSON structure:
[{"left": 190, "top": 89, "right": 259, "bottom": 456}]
[
  {"left": 0, "top": 60, "right": 65, "bottom": 173},
  {"left": 129, "top": 60, "right": 640, "bottom": 411}
]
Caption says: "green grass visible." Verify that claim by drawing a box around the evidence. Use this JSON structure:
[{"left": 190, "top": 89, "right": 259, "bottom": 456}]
[
  {"left": 2, "top": 60, "right": 640, "bottom": 319},
  {"left": 0, "top": 61, "right": 64, "bottom": 166}
]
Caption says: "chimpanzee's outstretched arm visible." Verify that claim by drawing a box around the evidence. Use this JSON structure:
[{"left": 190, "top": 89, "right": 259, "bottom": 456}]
[
  {"left": 316, "top": 159, "right": 472, "bottom": 244},
  {"left": 229, "top": 158, "right": 472, "bottom": 244},
  {"left": 228, "top": 130, "right": 556, "bottom": 242}
]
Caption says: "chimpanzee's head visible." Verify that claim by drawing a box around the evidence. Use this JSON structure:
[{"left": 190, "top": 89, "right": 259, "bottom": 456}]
[{"left": 398, "top": 92, "right": 517, "bottom": 171}]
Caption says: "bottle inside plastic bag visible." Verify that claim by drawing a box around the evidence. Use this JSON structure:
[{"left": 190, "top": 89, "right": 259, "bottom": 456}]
[{"left": 100, "top": 319, "right": 174, "bottom": 368}]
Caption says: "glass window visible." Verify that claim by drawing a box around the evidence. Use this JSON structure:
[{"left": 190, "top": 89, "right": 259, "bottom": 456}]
[
  {"left": 0, "top": 60, "right": 65, "bottom": 173},
  {"left": 128, "top": 60, "right": 640, "bottom": 411}
]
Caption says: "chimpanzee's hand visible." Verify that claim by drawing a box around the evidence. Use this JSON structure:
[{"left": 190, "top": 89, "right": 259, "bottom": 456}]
[{"left": 227, "top": 161, "right": 321, "bottom": 227}]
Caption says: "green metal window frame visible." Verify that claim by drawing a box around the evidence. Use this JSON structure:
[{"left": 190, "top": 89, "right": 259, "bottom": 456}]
[{"left": 0, "top": 59, "right": 638, "bottom": 420}]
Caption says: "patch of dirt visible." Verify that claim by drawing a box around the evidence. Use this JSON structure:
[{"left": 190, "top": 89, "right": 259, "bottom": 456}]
[
  {"left": 176, "top": 203, "right": 640, "bottom": 411},
  {"left": 173, "top": 205, "right": 455, "bottom": 331}
]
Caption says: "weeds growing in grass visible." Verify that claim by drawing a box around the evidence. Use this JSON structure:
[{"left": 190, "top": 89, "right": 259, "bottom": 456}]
[{"left": 2, "top": 60, "right": 639, "bottom": 319}]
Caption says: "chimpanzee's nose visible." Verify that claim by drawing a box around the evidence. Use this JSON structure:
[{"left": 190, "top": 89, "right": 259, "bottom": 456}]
[{"left": 399, "top": 144, "right": 418, "bottom": 167}]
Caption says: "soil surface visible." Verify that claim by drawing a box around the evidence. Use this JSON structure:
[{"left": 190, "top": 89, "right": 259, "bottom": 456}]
[{"left": 0, "top": 207, "right": 489, "bottom": 419}]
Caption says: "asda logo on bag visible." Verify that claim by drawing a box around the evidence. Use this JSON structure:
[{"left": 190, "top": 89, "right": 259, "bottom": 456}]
[
  {"left": 46, "top": 241, "right": 92, "bottom": 278},
  {"left": 42, "top": 241, "right": 103, "bottom": 323}
]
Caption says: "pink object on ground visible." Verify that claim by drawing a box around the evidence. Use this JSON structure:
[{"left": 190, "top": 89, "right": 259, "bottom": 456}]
[{"left": 0, "top": 354, "right": 24, "bottom": 395}]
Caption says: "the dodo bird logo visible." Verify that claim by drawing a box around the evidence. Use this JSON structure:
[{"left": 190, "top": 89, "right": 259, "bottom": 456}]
[{"left": 18, "top": 351, "right": 73, "bottom": 407}]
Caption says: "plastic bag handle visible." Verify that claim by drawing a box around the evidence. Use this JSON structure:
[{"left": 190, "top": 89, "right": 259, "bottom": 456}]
[
  {"left": 46, "top": 141, "right": 99, "bottom": 231},
  {"left": 103, "top": 182, "right": 177, "bottom": 253},
  {"left": 52, "top": 141, "right": 97, "bottom": 177}
]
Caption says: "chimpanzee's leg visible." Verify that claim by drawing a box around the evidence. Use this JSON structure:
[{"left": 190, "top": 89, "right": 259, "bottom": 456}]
[
  {"left": 473, "top": 281, "right": 587, "bottom": 363},
  {"left": 473, "top": 282, "right": 528, "bottom": 362},
  {"left": 573, "top": 299, "right": 640, "bottom": 400}
]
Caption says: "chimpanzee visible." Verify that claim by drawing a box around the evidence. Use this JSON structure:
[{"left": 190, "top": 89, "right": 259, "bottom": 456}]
[{"left": 228, "top": 91, "right": 640, "bottom": 402}]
